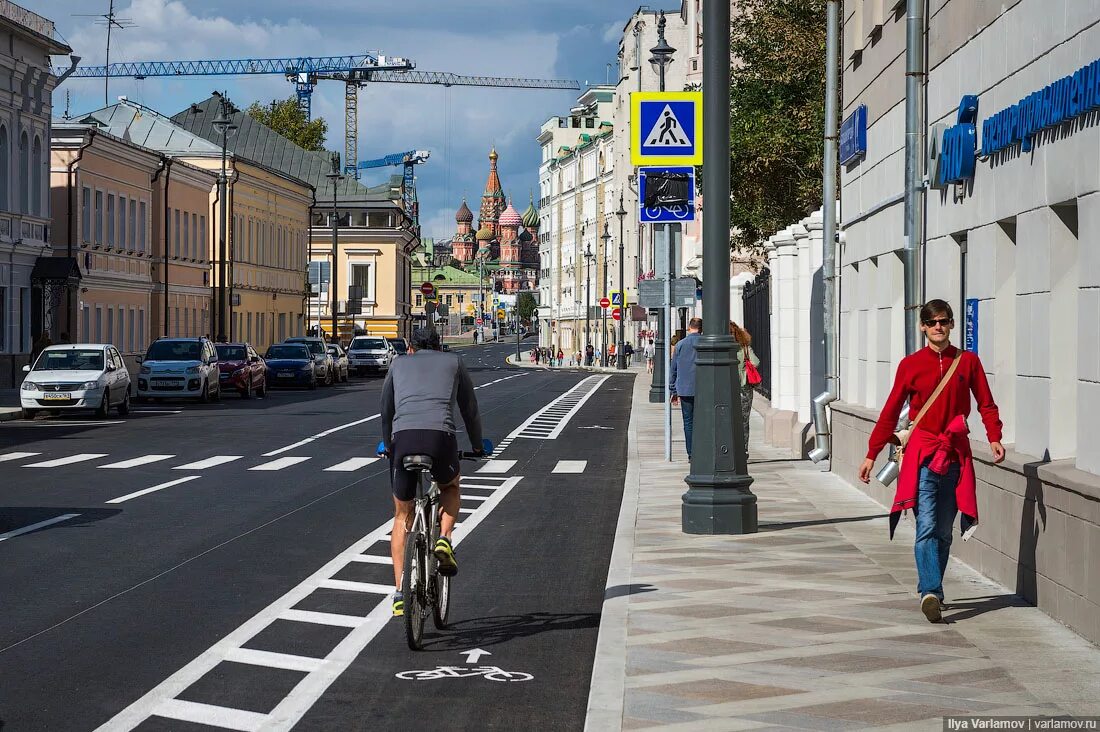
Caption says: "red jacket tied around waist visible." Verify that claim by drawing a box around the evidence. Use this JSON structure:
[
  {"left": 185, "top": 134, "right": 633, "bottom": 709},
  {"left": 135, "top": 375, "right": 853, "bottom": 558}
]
[{"left": 867, "top": 346, "right": 1003, "bottom": 538}]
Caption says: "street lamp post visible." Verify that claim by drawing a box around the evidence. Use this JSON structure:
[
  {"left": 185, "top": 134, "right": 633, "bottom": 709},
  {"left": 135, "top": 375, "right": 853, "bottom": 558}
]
[
  {"left": 211, "top": 94, "right": 238, "bottom": 342},
  {"left": 682, "top": 0, "right": 757, "bottom": 534},
  {"left": 616, "top": 194, "right": 628, "bottom": 369},
  {"left": 584, "top": 242, "right": 594, "bottom": 364},
  {"left": 601, "top": 222, "right": 612, "bottom": 366},
  {"left": 647, "top": 11, "right": 674, "bottom": 401},
  {"left": 326, "top": 153, "right": 344, "bottom": 344}
]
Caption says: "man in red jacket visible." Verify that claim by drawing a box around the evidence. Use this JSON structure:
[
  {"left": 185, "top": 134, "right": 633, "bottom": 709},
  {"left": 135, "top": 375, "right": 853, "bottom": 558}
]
[{"left": 858, "top": 299, "right": 1005, "bottom": 623}]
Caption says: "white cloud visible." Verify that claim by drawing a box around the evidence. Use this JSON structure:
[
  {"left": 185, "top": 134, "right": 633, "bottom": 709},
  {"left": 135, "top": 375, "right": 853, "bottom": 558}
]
[{"left": 603, "top": 21, "right": 624, "bottom": 44}]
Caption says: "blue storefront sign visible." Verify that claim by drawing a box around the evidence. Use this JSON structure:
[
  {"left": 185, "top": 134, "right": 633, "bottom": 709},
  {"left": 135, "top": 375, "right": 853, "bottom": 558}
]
[
  {"left": 839, "top": 105, "right": 867, "bottom": 165},
  {"left": 965, "top": 298, "right": 979, "bottom": 354},
  {"left": 938, "top": 95, "right": 979, "bottom": 186}
]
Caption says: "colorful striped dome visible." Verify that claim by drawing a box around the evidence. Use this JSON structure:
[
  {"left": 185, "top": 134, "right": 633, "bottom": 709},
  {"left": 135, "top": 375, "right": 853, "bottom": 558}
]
[
  {"left": 475, "top": 225, "right": 494, "bottom": 240},
  {"left": 522, "top": 199, "right": 540, "bottom": 228},
  {"left": 498, "top": 202, "right": 522, "bottom": 228}
]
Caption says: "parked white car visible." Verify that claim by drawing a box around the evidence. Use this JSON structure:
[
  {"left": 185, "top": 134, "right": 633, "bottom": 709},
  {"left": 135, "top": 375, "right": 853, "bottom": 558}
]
[
  {"left": 20, "top": 343, "right": 131, "bottom": 419},
  {"left": 348, "top": 336, "right": 395, "bottom": 376},
  {"left": 137, "top": 337, "right": 221, "bottom": 402}
]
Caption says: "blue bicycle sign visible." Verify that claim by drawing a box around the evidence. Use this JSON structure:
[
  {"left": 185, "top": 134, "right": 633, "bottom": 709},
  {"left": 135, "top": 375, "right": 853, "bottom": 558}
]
[{"left": 638, "top": 167, "right": 695, "bottom": 223}]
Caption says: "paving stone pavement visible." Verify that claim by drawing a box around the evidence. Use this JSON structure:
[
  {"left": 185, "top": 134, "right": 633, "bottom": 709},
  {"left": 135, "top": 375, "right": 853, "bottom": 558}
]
[{"left": 586, "top": 376, "right": 1100, "bottom": 731}]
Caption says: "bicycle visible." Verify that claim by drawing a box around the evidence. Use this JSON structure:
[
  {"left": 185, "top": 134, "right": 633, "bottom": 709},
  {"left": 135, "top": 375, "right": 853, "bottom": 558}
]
[{"left": 378, "top": 438, "right": 493, "bottom": 650}]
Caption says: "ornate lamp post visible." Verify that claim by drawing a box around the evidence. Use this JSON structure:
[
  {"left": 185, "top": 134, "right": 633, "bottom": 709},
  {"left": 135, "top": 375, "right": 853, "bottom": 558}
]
[
  {"left": 647, "top": 11, "right": 675, "bottom": 401},
  {"left": 600, "top": 222, "right": 612, "bottom": 366},
  {"left": 211, "top": 94, "right": 237, "bottom": 341},
  {"left": 616, "top": 194, "right": 628, "bottom": 369},
  {"left": 325, "top": 152, "right": 344, "bottom": 343},
  {"left": 584, "top": 241, "right": 594, "bottom": 363}
]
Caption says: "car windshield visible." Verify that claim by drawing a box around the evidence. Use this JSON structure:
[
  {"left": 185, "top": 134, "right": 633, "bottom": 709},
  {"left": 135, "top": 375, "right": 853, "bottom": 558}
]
[
  {"left": 216, "top": 345, "right": 246, "bottom": 361},
  {"left": 387, "top": 339, "right": 408, "bottom": 354},
  {"left": 34, "top": 349, "right": 104, "bottom": 371},
  {"left": 352, "top": 338, "right": 387, "bottom": 350},
  {"left": 145, "top": 340, "right": 203, "bottom": 361},
  {"left": 267, "top": 345, "right": 310, "bottom": 360}
]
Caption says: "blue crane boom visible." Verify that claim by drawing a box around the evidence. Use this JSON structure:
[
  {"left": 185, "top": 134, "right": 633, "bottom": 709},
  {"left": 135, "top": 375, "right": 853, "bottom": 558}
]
[{"left": 357, "top": 151, "right": 431, "bottom": 233}]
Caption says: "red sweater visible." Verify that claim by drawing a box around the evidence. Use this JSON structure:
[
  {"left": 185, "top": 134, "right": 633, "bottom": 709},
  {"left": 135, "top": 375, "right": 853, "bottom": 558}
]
[{"left": 867, "top": 345, "right": 1002, "bottom": 460}]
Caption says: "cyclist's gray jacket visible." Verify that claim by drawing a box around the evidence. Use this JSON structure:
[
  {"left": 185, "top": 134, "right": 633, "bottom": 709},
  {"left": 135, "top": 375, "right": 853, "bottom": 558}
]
[{"left": 380, "top": 350, "right": 483, "bottom": 450}]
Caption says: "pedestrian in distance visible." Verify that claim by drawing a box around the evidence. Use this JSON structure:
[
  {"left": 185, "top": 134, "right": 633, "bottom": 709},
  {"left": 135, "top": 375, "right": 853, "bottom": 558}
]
[
  {"left": 670, "top": 317, "right": 702, "bottom": 458},
  {"left": 729, "top": 321, "right": 761, "bottom": 462},
  {"left": 585, "top": 344, "right": 594, "bottom": 366},
  {"left": 644, "top": 339, "right": 655, "bottom": 373},
  {"left": 859, "top": 299, "right": 1005, "bottom": 623},
  {"left": 557, "top": 347, "right": 564, "bottom": 367},
  {"left": 594, "top": 347, "right": 602, "bottom": 365}
]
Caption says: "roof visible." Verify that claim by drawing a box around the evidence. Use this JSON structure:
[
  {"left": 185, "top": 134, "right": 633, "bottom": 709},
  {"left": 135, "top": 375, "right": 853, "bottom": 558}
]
[
  {"left": 170, "top": 93, "right": 396, "bottom": 204},
  {"left": 409, "top": 264, "right": 484, "bottom": 286},
  {"left": 76, "top": 101, "right": 224, "bottom": 157},
  {"left": 455, "top": 199, "right": 473, "bottom": 223}
]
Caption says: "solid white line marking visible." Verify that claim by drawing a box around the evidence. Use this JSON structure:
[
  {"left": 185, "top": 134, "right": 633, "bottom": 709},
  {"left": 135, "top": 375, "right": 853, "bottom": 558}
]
[
  {"left": 23, "top": 453, "right": 107, "bottom": 468},
  {"left": 225, "top": 648, "right": 323, "bottom": 673},
  {"left": 105, "top": 476, "right": 200, "bottom": 504},
  {"left": 99, "top": 454, "right": 175, "bottom": 469},
  {"left": 459, "top": 507, "right": 475, "bottom": 514},
  {"left": 152, "top": 699, "right": 267, "bottom": 731},
  {"left": 0, "top": 513, "right": 80, "bottom": 542},
  {"left": 263, "top": 415, "right": 380, "bottom": 457},
  {"left": 173, "top": 455, "right": 242, "bottom": 470},
  {"left": 318, "top": 579, "right": 392, "bottom": 594},
  {"left": 553, "top": 460, "right": 588, "bottom": 474},
  {"left": 0, "top": 451, "right": 40, "bottom": 462},
  {"left": 476, "top": 459, "right": 516, "bottom": 474},
  {"left": 279, "top": 609, "right": 365, "bottom": 628},
  {"left": 129, "top": 409, "right": 182, "bottom": 414},
  {"left": 348, "top": 554, "right": 392, "bottom": 565},
  {"left": 323, "top": 457, "right": 379, "bottom": 472},
  {"left": 461, "top": 494, "right": 489, "bottom": 502},
  {"left": 249, "top": 456, "right": 311, "bottom": 471}
]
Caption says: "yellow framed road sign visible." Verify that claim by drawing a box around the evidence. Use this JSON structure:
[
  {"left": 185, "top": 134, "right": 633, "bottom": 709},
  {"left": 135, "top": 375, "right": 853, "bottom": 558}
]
[{"left": 630, "top": 91, "right": 703, "bottom": 166}]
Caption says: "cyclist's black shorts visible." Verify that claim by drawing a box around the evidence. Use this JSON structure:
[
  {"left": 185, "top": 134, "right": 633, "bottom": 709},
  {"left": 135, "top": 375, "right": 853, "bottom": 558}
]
[{"left": 390, "top": 429, "right": 460, "bottom": 501}]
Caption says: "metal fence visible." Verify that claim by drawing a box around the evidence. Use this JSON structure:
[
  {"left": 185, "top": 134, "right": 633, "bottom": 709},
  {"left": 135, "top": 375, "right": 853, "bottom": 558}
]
[{"left": 742, "top": 268, "right": 772, "bottom": 399}]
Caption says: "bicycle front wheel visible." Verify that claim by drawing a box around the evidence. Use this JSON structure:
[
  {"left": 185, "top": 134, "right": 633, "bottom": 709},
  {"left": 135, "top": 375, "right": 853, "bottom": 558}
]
[{"left": 402, "top": 532, "right": 428, "bottom": 650}]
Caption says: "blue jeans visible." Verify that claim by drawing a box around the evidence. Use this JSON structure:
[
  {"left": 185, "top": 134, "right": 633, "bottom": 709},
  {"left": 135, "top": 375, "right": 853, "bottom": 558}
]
[
  {"left": 914, "top": 458, "right": 960, "bottom": 601},
  {"left": 680, "top": 396, "right": 695, "bottom": 458}
]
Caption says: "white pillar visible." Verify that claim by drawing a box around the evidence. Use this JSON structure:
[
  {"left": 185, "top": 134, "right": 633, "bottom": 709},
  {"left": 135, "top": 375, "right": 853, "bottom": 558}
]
[
  {"left": 772, "top": 227, "right": 799, "bottom": 414},
  {"left": 729, "top": 271, "right": 754, "bottom": 327},
  {"left": 766, "top": 238, "right": 779, "bottom": 404},
  {"left": 792, "top": 221, "right": 811, "bottom": 425}
]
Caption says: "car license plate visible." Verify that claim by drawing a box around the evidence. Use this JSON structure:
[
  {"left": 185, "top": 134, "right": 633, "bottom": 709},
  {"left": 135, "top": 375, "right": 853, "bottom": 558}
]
[
  {"left": 151, "top": 379, "right": 175, "bottom": 387},
  {"left": 42, "top": 392, "right": 70, "bottom": 401},
  {"left": 279, "top": 371, "right": 294, "bottom": 377},
  {"left": 219, "top": 373, "right": 229, "bottom": 379}
]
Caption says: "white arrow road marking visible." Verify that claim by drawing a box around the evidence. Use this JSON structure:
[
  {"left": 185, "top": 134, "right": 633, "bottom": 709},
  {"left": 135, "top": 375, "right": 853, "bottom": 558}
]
[
  {"left": 461, "top": 648, "right": 491, "bottom": 664},
  {"left": 0, "top": 513, "right": 80, "bottom": 542}
]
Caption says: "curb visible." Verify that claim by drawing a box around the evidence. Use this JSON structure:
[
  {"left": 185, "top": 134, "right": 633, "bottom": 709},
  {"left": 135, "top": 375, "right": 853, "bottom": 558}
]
[
  {"left": 0, "top": 407, "right": 23, "bottom": 422},
  {"left": 583, "top": 368, "right": 644, "bottom": 731}
]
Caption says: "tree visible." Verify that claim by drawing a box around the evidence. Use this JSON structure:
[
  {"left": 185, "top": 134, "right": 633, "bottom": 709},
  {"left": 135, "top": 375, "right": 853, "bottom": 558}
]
[
  {"left": 246, "top": 97, "right": 329, "bottom": 152},
  {"left": 729, "top": 0, "right": 827, "bottom": 252},
  {"left": 517, "top": 292, "right": 537, "bottom": 321}
]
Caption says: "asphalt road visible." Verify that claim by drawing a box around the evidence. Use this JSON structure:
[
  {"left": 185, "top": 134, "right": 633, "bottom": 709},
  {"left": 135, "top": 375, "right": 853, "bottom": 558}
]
[{"left": 0, "top": 341, "right": 633, "bottom": 731}]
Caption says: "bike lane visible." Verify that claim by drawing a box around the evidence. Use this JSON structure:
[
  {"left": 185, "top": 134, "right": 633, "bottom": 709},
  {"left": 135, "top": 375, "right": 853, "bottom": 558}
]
[{"left": 292, "top": 373, "right": 634, "bottom": 731}]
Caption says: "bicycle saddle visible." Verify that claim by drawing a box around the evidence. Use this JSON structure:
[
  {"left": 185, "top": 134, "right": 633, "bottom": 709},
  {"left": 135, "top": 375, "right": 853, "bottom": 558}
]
[{"left": 402, "top": 454, "right": 434, "bottom": 471}]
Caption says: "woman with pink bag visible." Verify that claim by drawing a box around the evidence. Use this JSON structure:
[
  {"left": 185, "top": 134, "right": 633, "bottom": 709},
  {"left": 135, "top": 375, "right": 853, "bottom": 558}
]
[{"left": 729, "top": 321, "right": 761, "bottom": 462}]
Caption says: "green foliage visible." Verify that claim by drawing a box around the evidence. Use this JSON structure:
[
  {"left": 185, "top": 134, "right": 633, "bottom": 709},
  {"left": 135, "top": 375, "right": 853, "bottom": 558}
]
[
  {"left": 729, "top": 0, "right": 827, "bottom": 252},
  {"left": 246, "top": 97, "right": 329, "bottom": 152},
  {"left": 516, "top": 292, "right": 538, "bottom": 320}
]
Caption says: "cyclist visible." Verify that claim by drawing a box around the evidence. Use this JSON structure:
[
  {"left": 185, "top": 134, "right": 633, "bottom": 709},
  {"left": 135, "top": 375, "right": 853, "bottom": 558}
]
[{"left": 380, "top": 327, "right": 484, "bottom": 617}]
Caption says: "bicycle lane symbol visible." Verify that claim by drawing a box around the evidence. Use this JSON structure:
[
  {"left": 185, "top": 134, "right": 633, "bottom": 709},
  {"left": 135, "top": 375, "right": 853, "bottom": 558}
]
[{"left": 395, "top": 648, "right": 534, "bottom": 682}]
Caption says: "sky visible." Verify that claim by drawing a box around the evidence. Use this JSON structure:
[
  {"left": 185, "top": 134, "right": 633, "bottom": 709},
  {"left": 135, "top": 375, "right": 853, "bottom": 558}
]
[{"left": 39, "top": 0, "right": 653, "bottom": 242}]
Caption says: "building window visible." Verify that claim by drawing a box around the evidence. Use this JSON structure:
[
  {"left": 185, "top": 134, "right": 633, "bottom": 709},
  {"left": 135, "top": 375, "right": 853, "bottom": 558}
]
[
  {"left": 95, "top": 191, "right": 103, "bottom": 244},
  {"left": 18, "top": 131, "right": 27, "bottom": 213},
  {"left": 0, "top": 125, "right": 7, "bottom": 211},
  {"left": 118, "top": 196, "right": 127, "bottom": 250},
  {"left": 415, "top": 293, "right": 422, "bottom": 306},
  {"left": 458, "top": 294, "right": 464, "bottom": 304},
  {"left": 118, "top": 308, "right": 125, "bottom": 351},
  {"left": 31, "top": 135, "right": 41, "bottom": 216},
  {"left": 81, "top": 304, "right": 89, "bottom": 342},
  {"left": 192, "top": 213, "right": 198, "bottom": 260},
  {"left": 199, "top": 215, "right": 206, "bottom": 260},
  {"left": 82, "top": 187, "right": 91, "bottom": 243},
  {"left": 107, "top": 194, "right": 115, "bottom": 246},
  {"left": 183, "top": 210, "right": 190, "bottom": 259},
  {"left": 446, "top": 294, "right": 453, "bottom": 306},
  {"left": 129, "top": 308, "right": 136, "bottom": 353},
  {"left": 139, "top": 201, "right": 147, "bottom": 252},
  {"left": 106, "top": 306, "right": 114, "bottom": 344},
  {"left": 129, "top": 199, "right": 137, "bottom": 252},
  {"left": 174, "top": 209, "right": 181, "bottom": 258},
  {"left": 139, "top": 309, "right": 145, "bottom": 349},
  {"left": 94, "top": 305, "right": 102, "bottom": 342}
]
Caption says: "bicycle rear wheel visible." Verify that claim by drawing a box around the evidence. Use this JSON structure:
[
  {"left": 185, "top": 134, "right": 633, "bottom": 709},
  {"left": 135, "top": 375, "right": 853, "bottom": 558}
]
[{"left": 402, "top": 531, "right": 428, "bottom": 650}]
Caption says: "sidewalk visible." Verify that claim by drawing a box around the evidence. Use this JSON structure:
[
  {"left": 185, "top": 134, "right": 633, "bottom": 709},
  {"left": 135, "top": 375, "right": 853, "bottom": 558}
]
[
  {"left": 0, "top": 388, "right": 20, "bottom": 421},
  {"left": 586, "top": 375, "right": 1100, "bottom": 730},
  {"left": 505, "top": 349, "right": 647, "bottom": 374}
]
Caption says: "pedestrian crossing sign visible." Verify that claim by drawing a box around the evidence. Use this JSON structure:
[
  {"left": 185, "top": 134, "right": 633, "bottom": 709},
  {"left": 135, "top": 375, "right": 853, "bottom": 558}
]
[{"left": 631, "top": 91, "right": 703, "bottom": 166}]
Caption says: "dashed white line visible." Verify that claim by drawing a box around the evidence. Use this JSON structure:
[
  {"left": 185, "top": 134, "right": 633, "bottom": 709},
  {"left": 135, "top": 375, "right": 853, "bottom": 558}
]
[
  {"left": 173, "top": 455, "right": 243, "bottom": 470},
  {"left": 263, "top": 415, "right": 380, "bottom": 457},
  {"left": 476, "top": 459, "right": 516, "bottom": 474},
  {"left": 0, "top": 451, "right": 40, "bottom": 463},
  {"left": 552, "top": 460, "right": 588, "bottom": 474},
  {"left": 99, "top": 454, "right": 175, "bottom": 469},
  {"left": 105, "top": 476, "right": 200, "bottom": 504},
  {"left": 322, "top": 457, "right": 379, "bottom": 472},
  {"left": 23, "top": 453, "right": 108, "bottom": 468},
  {"left": 249, "top": 456, "right": 311, "bottom": 472},
  {"left": 0, "top": 513, "right": 80, "bottom": 542}
]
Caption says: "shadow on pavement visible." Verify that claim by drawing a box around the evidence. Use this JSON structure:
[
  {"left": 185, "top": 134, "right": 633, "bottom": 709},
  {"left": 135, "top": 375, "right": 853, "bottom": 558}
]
[
  {"left": 942, "top": 593, "right": 1031, "bottom": 624},
  {"left": 418, "top": 611, "right": 601, "bottom": 652},
  {"left": 604, "top": 583, "right": 658, "bottom": 600},
  {"left": 758, "top": 513, "right": 888, "bottom": 532},
  {"left": 0, "top": 507, "right": 122, "bottom": 537}
]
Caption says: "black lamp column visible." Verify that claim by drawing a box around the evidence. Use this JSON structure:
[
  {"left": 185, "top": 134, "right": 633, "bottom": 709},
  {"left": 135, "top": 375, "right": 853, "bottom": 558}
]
[
  {"left": 647, "top": 11, "right": 674, "bottom": 401},
  {"left": 600, "top": 222, "right": 612, "bottom": 366},
  {"left": 682, "top": 0, "right": 757, "bottom": 534},
  {"left": 616, "top": 194, "right": 628, "bottom": 369},
  {"left": 211, "top": 94, "right": 237, "bottom": 341},
  {"left": 584, "top": 241, "right": 593, "bottom": 364},
  {"left": 326, "top": 153, "right": 344, "bottom": 344}
]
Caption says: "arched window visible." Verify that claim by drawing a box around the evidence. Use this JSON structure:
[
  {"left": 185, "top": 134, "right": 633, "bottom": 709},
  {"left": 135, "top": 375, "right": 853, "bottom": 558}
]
[
  {"left": 19, "top": 131, "right": 28, "bottom": 213},
  {"left": 0, "top": 125, "right": 8, "bottom": 213},
  {"left": 31, "top": 135, "right": 41, "bottom": 216}
]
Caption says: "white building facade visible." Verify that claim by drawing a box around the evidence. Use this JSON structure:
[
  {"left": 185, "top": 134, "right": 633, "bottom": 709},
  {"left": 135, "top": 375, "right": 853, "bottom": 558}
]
[{"left": 830, "top": 0, "right": 1100, "bottom": 644}]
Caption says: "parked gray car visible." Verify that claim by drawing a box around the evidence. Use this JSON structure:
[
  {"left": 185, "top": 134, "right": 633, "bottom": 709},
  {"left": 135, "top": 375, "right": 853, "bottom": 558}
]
[
  {"left": 326, "top": 343, "right": 349, "bottom": 382},
  {"left": 284, "top": 337, "right": 335, "bottom": 386}
]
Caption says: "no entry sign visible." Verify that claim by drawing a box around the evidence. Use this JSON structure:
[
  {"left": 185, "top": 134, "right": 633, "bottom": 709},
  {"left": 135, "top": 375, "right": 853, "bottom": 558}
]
[{"left": 420, "top": 281, "right": 435, "bottom": 295}]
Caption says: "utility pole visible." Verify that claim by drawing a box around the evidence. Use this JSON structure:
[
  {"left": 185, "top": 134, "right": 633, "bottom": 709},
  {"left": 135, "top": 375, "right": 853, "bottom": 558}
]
[
  {"left": 326, "top": 152, "right": 344, "bottom": 344},
  {"left": 648, "top": 11, "right": 674, "bottom": 402},
  {"left": 584, "top": 242, "right": 594, "bottom": 364},
  {"left": 616, "top": 194, "right": 628, "bottom": 369},
  {"left": 601, "top": 222, "right": 612, "bottom": 366},
  {"left": 682, "top": 0, "right": 757, "bottom": 535}
]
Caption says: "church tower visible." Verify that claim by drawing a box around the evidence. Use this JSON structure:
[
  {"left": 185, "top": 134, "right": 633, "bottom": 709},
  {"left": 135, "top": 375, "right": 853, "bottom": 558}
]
[
  {"left": 452, "top": 199, "right": 475, "bottom": 264},
  {"left": 477, "top": 148, "right": 506, "bottom": 243}
]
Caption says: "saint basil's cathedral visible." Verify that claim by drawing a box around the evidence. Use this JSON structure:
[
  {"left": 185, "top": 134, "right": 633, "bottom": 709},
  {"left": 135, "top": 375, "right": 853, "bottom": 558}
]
[{"left": 450, "top": 149, "right": 540, "bottom": 293}]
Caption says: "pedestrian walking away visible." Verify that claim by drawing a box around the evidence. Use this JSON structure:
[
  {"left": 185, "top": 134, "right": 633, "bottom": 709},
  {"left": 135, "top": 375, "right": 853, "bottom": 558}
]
[
  {"left": 858, "top": 299, "right": 1005, "bottom": 623},
  {"left": 670, "top": 317, "right": 702, "bottom": 458},
  {"left": 729, "top": 321, "right": 761, "bottom": 462},
  {"left": 643, "top": 339, "right": 654, "bottom": 373}
]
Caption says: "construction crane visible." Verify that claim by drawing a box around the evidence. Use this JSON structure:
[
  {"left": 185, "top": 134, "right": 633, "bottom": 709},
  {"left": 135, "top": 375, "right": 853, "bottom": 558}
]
[
  {"left": 357, "top": 150, "right": 430, "bottom": 231},
  {"left": 61, "top": 55, "right": 580, "bottom": 176}
]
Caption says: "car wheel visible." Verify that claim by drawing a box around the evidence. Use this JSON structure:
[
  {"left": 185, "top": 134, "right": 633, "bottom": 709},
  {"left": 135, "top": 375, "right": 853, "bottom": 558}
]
[
  {"left": 117, "top": 391, "right": 130, "bottom": 416},
  {"left": 257, "top": 378, "right": 267, "bottom": 398},
  {"left": 240, "top": 380, "right": 252, "bottom": 399},
  {"left": 96, "top": 389, "right": 110, "bottom": 418},
  {"left": 199, "top": 383, "right": 210, "bottom": 404},
  {"left": 22, "top": 409, "right": 35, "bottom": 420}
]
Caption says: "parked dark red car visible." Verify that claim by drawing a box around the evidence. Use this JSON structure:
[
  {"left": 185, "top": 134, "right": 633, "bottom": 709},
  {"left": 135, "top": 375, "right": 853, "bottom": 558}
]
[{"left": 215, "top": 343, "right": 267, "bottom": 398}]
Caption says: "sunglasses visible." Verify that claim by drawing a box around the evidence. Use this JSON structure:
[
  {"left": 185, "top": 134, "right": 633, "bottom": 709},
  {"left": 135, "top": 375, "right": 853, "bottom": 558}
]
[{"left": 922, "top": 318, "right": 954, "bottom": 327}]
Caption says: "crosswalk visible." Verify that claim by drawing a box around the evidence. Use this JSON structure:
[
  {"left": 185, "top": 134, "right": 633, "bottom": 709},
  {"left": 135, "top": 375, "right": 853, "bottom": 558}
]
[{"left": 1, "top": 450, "right": 381, "bottom": 474}]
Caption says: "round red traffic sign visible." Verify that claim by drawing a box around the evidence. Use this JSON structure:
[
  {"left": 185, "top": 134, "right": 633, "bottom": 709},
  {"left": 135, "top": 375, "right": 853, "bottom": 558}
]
[
  {"left": 420, "top": 281, "right": 435, "bottom": 295},
  {"left": 612, "top": 307, "right": 622, "bottom": 321},
  {"left": 599, "top": 297, "right": 610, "bottom": 309},
  {"left": 475, "top": 317, "right": 483, "bottom": 325}
]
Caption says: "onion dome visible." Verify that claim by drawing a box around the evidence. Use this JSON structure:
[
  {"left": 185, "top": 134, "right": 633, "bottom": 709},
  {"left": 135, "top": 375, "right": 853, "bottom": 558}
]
[
  {"left": 475, "top": 225, "right": 494, "bottom": 240},
  {"left": 519, "top": 228, "right": 533, "bottom": 242},
  {"left": 522, "top": 199, "right": 539, "bottom": 228},
  {"left": 499, "top": 201, "right": 522, "bottom": 228},
  {"left": 489, "top": 147, "right": 498, "bottom": 162},
  {"left": 455, "top": 199, "right": 473, "bottom": 223}
]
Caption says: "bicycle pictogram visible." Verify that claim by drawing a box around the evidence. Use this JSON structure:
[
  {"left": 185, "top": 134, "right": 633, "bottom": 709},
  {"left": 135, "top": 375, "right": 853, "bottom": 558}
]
[{"left": 395, "top": 665, "right": 534, "bottom": 682}]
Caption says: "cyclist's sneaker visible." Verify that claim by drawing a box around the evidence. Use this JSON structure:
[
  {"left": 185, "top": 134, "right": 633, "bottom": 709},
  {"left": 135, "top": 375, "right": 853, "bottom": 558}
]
[
  {"left": 392, "top": 591, "right": 404, "bottom": 618},
  {"left": 434, "top": 537, "right": 458, "bottom": 577}
]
